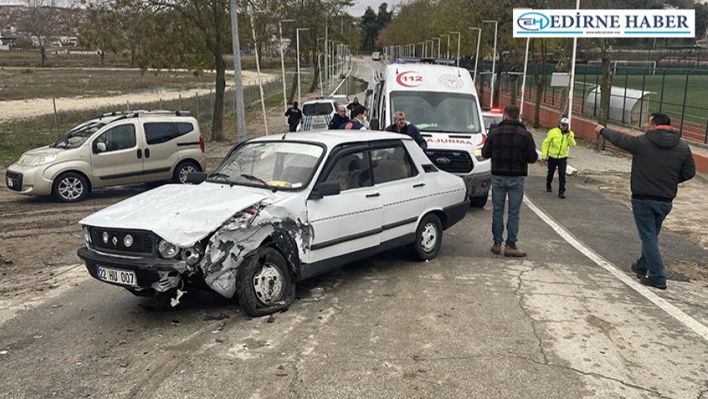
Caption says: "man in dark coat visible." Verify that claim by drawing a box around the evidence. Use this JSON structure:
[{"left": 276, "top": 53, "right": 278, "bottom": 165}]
[
  {"left": 284, "top": 101, "right": 303, "bottom": 132},
  {"left": 385, "top": 111, "right": 427, "bottom": 149},
  {"left": 329, "top": 105, "right": 349, "bottom": 130},
  {"left": 481, "top": 105, "right": 538, "bottom": 258},
  {"left": 595, "top": 113, "right": 695, "bottom": 290}
]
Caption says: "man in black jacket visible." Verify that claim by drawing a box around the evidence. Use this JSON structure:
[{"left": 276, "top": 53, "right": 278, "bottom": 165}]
[
  {"left": 595, "top": 113, "right": 695, "bottom": 290},
  {"left": 481, "top": 105, "right": 538, "bottom": 257},
  {"left": 385, "top": 112, "right": 428, "bottom": 149},
  {"left": 329, "top": 105, "right": 349, "bottom": 130},
  {"left": 284, "top": 101, "right": 303, "bottom": 132}
]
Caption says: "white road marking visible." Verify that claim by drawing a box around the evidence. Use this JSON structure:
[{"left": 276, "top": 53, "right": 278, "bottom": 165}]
[{"left": 523, "top": 195, "right": 708, "bottom": 342}]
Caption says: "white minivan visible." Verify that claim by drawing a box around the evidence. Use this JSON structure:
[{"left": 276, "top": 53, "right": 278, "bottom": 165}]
[{"left": 368, "top": 58, "right": 491, "bottom": 207}]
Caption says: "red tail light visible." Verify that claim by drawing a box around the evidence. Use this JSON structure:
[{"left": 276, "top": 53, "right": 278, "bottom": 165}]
[
  {"left": 490, "top": 107, "right": 503, "bottom": 114},
  {"left": 199, "top": 135, "right": 205, "bottom": 153}
]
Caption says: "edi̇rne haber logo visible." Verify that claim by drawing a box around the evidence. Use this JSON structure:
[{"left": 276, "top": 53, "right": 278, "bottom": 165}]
[{"left": 517, "top": 12, "right": 550, "bottom": 32}]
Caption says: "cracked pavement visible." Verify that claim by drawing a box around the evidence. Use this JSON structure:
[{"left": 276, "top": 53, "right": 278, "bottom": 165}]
[{"left": 1, "top": 58, "right": 707, "bottom": 398}]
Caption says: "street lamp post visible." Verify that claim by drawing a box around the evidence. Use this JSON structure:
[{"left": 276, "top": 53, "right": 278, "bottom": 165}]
[
  {"left": 279, "top": 19, "right": 294, "bottom": 114},
  {"left": 317, "top": 38, "right": 325, "bottom": 96},
  {"left": 433, "top": 37, "right": 441, "bottom": 58},
  {"left": 450, "top": 32, "right": 460, "bottom": 67},
  {"left": 426, "top": 40, "right": 433, "bottom": 58},
  {"left": 568, "top": 0, "right": 581, "bottom": 126},
  {"left": 441, "top": 34, "right": 449, "bottom": 58},
  {"left": 419, "top": 41, "right": 424, "bottom": 57},
  {"left": 483, "top": 20, "right": 498, "bottom": 109},
  {"left": 228, "top": 0, "right": 246, "bottom": 142},
  {"left": 296, "top": 28, "right": 309, "bottom": 106},
  {"left": 469, "top": 27, "right": 481, "bottom": 83}
]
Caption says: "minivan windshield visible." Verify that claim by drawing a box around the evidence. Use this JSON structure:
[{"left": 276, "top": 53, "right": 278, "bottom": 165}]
[
  {"left": 390, "top": 91, "right": 483, "bottom": 134},
  {"left": 52, "top": 121, "right": 107, "bottom": 149},
  {"left": 210, "top": 141, "right": 324, "bottom": 190},
  {"left": 303, "top": 103, "right": 334, "bottom": 116}
]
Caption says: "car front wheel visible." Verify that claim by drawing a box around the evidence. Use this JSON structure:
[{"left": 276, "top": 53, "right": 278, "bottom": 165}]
[
  {"left": 52, "top": 172, "right": 88, "bottom": 202},
  {"left": 235, "top": 247, "right": 296, "bottom": 317},
  {"left": 408, "top": 213, "right": 443, "bottom": 261}
]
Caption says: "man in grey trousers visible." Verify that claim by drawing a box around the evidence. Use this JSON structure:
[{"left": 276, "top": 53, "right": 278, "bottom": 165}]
[{"left": 595, "top": 113, "right": 695, "bottom": 290}]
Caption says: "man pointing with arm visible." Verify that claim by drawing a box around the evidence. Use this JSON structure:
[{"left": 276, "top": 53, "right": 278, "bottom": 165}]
[{"left": 595, "top": 113, "right": 695, "bottom": 290}]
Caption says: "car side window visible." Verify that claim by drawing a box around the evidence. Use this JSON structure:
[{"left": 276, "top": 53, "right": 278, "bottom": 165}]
[
  {"left": 321, "top": 150, "right": 372, "bottom": 192},
  {"left": 96, "top": 124, "right": 136, "bottom": 152},
  {"left": 144, "top": 122, "right": 175, "bottom": 145},
  {"left": 177, "top": 122, "right": 195, "bottom": 135},
  {"left": 371, "top": 143, "right": 418, "bottom": 184}
]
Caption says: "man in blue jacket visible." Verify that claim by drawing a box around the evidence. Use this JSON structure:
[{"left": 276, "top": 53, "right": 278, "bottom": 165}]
[
  {"left": 595, "top": 113, "right": 695, "bottom": 290},
  {"left": 385, "top": 112, "right": 428, "bottom": 149}
]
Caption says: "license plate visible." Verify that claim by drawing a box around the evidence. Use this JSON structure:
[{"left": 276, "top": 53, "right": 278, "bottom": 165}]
[
  {"left": 312, "top": 124, "right": 326, "bottom": 129},
  {"left": 7, "top": 179, "right": 13, "bottom": 188},
  {"left": 96, "top": 266, "right": 137, "bottom": 287}
]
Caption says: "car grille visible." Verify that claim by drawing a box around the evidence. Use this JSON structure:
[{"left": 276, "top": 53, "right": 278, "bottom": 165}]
[
  {"left": 5, "top": 171, "right": 22, "bottom": 192},
  {"left": 89, "top": 227, "right": 155, "bottom": 256},
  {"left": 425, "top": 150, "right": 473, "bottom": 174}
]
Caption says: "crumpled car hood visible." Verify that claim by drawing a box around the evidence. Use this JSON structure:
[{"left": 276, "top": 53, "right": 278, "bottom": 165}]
[{"left": 79, "top": 183, "right": 271, "bottom": 247}]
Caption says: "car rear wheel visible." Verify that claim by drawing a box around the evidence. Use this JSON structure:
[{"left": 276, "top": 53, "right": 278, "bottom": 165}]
[
  {"left": 52, "top": 172, "right": 88, "bottom": 202},
  {"left": 470, "top": 195, "right": 488, "bottom": 207},
  {"left": 235, "top": 247, "right": 296, "bottom": 317},
  {"left": 407, "top": 214, "right": 443, "bottom": 261},
  {"left": 173, "top": 161, "right": 200, "bottom": 184}
]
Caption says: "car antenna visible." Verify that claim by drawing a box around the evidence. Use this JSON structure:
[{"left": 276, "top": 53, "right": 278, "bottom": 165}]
[{"left": 281, "top": 132, "right": 288, "bottom": 140}]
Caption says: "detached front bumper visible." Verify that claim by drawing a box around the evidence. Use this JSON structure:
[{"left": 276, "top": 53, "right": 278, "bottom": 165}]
[
  {"left": 462, "top": 171, "right": 492, "bottom": 198},
  {"left": 77, "top": 247, "right": 188, "bottom": 294}
]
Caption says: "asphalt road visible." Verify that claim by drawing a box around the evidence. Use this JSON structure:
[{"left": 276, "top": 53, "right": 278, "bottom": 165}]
[{"left": 1, "top": 58, "right": 707, "bottom": 399}]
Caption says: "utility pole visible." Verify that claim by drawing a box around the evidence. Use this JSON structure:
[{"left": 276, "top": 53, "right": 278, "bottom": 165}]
[
  {"left": 325, "top": 14, "right": 328, "bottom": 90},
  {"left": 279, "top": 19, "right": 293, "bottom": 114},
  {"left": 228, "top": 0, "right": 246, "bottom": 142}
]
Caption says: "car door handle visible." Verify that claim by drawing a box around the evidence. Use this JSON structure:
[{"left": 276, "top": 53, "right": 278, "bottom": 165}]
[
  {"left": 413, "top": 183, "right": 426, "bottom": 188},
  {"left": 365, "top": 192, "right": 380, "bottom": 198},
  {"left": 137, "top": 149, "right": 142, "bottom": 159},
  {"left": 145, "top": 148, "right": 150, "bottom": 158}
]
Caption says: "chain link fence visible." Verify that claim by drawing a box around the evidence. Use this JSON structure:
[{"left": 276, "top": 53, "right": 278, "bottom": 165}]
[{"left": 478, "top": 64, "right": 708, "bottom": 144}]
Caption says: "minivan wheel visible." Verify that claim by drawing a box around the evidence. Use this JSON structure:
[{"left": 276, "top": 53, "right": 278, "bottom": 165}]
[
  {"left": 407, "top": 213, "right": 443, "bottom": 261},
  {"left": 235, "top": 247, "right": 296, "bottom": 317},
  {"left": 52, "top": 172, "right": 88, "bottom": 202},
  {"left": 173, "top": 161, "right": 200, "bottom": 184}
]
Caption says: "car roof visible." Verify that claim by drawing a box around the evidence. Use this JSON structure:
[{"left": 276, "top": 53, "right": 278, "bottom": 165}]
[
  {"left": 249, "top": 130, "right": 414, "bottom": 146},
  {"left": 303, "top": 98, "right": 336, "bottom": 105},
  {"left": 385, "top": 63, "right": 475, "bottom": 94}
]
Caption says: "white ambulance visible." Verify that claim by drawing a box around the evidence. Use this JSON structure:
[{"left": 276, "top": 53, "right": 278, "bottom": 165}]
[{"left": 368, "top": 58, "right": 491, "bottom": 207}]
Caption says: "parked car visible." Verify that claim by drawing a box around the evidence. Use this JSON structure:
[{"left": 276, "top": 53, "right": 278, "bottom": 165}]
[
  {"left": 77, "top": 131, "right": 470, "bottom": 316},
  {"left": 300, "top": 97, "right": 340, "bottom": 131},
  {"left": 372, "top": 52, "right": 381, "bottom": 61},
  {"left": 481, "top": 107, "right": 504, "bottom": 131},
  {"left": 5, "top": 110, "right": 207, "bottom": 202}
]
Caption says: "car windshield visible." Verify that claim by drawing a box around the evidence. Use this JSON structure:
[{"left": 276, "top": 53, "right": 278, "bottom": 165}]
[
  {"left": 210, "top": 141, "right": 324, "bottom": 190},
  {"left": 51, "top": 121, "right": 107, "bottom": 149},
  {"left": 390, "top": 91, "right": 483, "bottom": 134},
  {"left": 303, "top": 103, "right": 334, "bottom": 116}
]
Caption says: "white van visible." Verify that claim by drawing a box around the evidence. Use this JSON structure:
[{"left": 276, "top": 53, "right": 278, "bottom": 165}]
[
  {"left": 368, "top": 59, "right": 491, "bottom": 207},
  {"left": 372, "top": 52, "right": 381, "bottom": 61}
]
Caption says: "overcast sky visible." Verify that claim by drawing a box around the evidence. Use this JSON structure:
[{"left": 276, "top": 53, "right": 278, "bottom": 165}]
[{"left": 348, "top": 0, "right": 403, "bottom": 18}]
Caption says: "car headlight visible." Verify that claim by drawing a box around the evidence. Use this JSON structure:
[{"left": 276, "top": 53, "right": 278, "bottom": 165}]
[
  {"left": 30, "top": 153, "right": 58, "bottom": 166},
  {"left": 158, "top": 240, "right": 180, "bottom": 259},
  {"left": 474, "top": 148, "right": 484, "bottom": 162},
  {"left": 82, "top": 226, "right": 91, "bottom": 245},
  {"left": 181, "top": 244, "right": 204, "bottom": 267}
]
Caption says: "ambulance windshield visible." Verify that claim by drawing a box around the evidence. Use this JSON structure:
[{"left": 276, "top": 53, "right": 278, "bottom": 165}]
[{"left": 390, "top": 91, "right": 483, "bottom": 134}]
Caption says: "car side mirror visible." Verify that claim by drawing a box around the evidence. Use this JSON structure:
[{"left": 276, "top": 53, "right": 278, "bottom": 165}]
[
  {"left": 369, "top": 118, "right": 380, "bottom": 131},
  {"left": 186, "top": 171, "right": 207, "bottom": 184},
  {"left": 95, "top": 142, "right": 107, "bottom": 153},
  {"left": 310, "top": 182, "right": 341, "bottom": 199}
]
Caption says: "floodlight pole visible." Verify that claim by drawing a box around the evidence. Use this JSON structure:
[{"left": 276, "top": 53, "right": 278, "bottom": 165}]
[
  {"left": 567, "top": 0, "right": 581, "bottom": 127},
  {"left": 483, "top": 20, "right": 498, "bottom": 108},
  {"left": 450, "top": 32, "right": 460, "bottom": 67},
  {"left": 469, "top": 27, "right": 481, "bottom": 83},
  {"left": 279, "top": 19, "right": 294, "bottom": 115}
]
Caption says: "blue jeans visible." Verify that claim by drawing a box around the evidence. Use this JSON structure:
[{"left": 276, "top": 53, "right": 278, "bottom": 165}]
[
  {"left": 491, "top": 176, "right": 525, "bottom": 245},
  {"left": 632, "top": 198, "right": 672, "bottom": 285}
]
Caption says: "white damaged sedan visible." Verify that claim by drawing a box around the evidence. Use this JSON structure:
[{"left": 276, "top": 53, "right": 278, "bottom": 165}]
[{"left": 77, "top": 131, "right": 470, "bottom": 316}]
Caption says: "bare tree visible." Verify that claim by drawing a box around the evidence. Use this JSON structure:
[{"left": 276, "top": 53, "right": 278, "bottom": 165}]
[{"left": 20, "top": 0, "right": 61, "bottom": 67}]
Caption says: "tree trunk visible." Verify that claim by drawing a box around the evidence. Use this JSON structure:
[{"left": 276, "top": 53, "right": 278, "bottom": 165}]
[
  {"left": 309, "top": 52, "right": 319, "bottom": 93},
  {"left": 510, "top": 76, "right": 518, "bottom": 106},
  {"left": 100, "top": 49, "right": 105, "bottom": 66},
  {"left": 40, "top": 46, "right": 46, "bottom": 67},
  {"left": 493, "top": 61, "right": 502, "bottom": 107},
  {"left": 288, "top": 75, "right": 297, "bottom": 104},
  {"left": 130, "top": 43, "right": 136, "bottom": 67},
  {"left": 597, "top": 38, "right": 612, "bottom": 151},
  {"left": 211, "top": 53, "right": 226, "bottom": 142}
]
